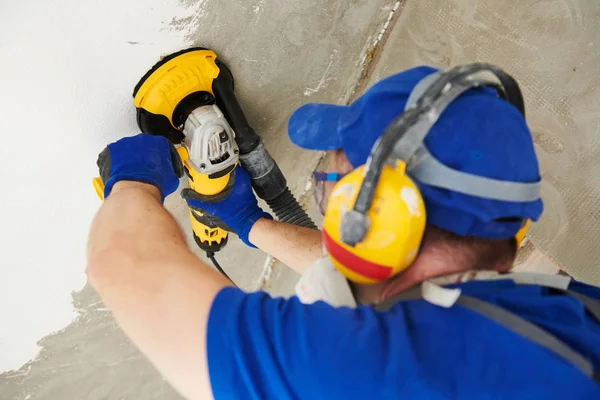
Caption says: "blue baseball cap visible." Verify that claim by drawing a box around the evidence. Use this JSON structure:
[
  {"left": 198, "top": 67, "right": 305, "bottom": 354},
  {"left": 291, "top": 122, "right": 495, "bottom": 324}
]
[{"left": 288, "top": 66, "right": 543, "bottom": 239}]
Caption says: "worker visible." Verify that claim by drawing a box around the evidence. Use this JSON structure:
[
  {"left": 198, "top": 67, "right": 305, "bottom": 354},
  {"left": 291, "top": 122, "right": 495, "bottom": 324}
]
[{"left": 87, "top": 65, "right": 600, "bottom": 400}]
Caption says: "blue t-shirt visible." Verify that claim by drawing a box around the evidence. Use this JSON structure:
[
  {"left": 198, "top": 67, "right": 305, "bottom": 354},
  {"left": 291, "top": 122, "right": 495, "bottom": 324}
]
[{"left": 207, "top": 279, "right": 600, "bottom": 399}]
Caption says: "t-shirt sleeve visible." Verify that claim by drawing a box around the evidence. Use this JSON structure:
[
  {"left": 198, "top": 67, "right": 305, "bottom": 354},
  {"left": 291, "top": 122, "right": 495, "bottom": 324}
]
[{"left": 206, "top": 287, "right": 418, "bottom": 399}]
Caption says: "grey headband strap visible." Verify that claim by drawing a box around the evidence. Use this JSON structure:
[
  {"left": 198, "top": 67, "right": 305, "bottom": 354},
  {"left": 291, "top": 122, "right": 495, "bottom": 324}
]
[
  {"left": 409, "top": 146, "right": 541, "bottom": 202},
  {"left": 394, "top": 73, "right": 490, "bottom": 161}
]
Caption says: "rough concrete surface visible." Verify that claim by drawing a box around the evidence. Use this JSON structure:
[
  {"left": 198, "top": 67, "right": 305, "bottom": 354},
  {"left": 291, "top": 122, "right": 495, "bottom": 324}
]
[{"left": 3, "top": 0, "right": 600, "bottom": 398}]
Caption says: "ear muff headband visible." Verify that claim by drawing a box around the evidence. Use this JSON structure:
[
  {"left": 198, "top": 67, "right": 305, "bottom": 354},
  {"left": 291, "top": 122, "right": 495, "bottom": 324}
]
[{"left": 341, "top": 63, "right": 541, "bottom": 247}]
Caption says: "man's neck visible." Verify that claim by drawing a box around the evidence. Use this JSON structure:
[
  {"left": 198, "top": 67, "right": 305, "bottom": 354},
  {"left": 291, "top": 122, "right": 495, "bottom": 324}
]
[{"left": 352, "top": 253, "right": 510, "bottom": 305}]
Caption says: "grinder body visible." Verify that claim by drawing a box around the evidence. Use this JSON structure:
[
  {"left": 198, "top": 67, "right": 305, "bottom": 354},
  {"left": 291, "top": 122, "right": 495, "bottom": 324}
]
[
  {"left": 178, "top": 106, "right": 238, "bottom": 253},
  {"left": 133, "top": 49, "right": 239, "bottom": 254}
]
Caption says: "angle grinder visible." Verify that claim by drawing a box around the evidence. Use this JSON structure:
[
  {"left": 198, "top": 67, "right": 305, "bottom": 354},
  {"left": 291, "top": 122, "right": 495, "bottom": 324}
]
[{"left": 95, "top": 48, "right": 317, "bottom": 280}]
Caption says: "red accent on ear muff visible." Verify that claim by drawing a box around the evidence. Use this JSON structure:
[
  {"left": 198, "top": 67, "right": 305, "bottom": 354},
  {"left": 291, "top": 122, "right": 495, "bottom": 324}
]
[{"left": 323, "top": 230, "right": 392, "bottom": 281}]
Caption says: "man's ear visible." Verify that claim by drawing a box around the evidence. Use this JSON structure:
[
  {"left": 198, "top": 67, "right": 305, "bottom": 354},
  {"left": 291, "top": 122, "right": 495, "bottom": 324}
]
[
  {"left": 339, "top": 152, "right": 354, "bottom": 174},
  {"left": 327, "top": 150, "right": 354, "bottom": 174}
]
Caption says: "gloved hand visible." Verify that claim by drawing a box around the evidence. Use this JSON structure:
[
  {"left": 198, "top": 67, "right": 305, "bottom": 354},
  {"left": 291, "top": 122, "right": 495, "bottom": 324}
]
[
  {"left": 97, "top": 133, "right": 183, "bottom": 201},
  {"left": 181, "top": 166, "right": 272, "bottom": 247}
]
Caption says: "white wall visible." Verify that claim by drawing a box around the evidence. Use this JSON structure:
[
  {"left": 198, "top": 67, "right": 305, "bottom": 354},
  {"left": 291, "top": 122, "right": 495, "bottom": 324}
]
[{"left": 0, "top": 0, "right": 203, "bottom": 372}]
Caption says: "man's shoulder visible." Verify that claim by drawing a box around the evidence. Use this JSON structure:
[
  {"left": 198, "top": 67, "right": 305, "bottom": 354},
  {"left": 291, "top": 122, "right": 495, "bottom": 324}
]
[{"left": 206, "top": 284, "right": 600, "bottom": 399}]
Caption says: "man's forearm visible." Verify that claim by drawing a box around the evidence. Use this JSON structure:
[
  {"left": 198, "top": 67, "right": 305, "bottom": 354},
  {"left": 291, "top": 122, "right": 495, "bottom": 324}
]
[
  {"left": 88, "top": 181, "right": 184, "bottom": 263},
  {"left": 87, "top": 181, "right": 230, "bottom": 400},
  {"left": 249, "top": 218, "right": 323, "bottom": 275}
]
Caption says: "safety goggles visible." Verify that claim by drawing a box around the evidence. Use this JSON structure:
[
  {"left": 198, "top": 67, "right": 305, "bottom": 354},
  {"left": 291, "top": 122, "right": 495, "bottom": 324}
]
[{"left": 313, "top": 172, "right": 346, "bottom": 215}]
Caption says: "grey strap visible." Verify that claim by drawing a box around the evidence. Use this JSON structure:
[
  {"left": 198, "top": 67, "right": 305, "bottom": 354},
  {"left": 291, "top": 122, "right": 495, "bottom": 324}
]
[
  {"left": 396, "top": 68, "right": 507, "bottom": 163},
  {"left": 373, "top": 287, "right": 598, "bottom": 381},
  {"left": 394, "top": 77, "right": 480, "bottom": 162},
  {"left": 405, "top": 72, "right": 442, "bottom": 110},
  {"left": 457, "top": 295, "right": 595, "bottom": 378},
  {"left": 565, "top": 290, "right": 600, "bottom": 323},
  {"left": 488, "top": 272, "right": 571, "bottom": 290},
  {"left": 373, "top": 286, "right": 423, "bottom": 311},
  {"left": 408, "top": 146, "right": 542, "bottom": 202}
]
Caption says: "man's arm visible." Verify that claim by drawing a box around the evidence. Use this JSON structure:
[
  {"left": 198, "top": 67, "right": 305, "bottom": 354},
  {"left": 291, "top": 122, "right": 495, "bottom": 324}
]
[
  {"left": 182, "top": 166, "right": 323, "bottom": 275},
  {"left": 87, "top": 181, "right": 231, "bottom": 400},
  {"left": 249, "top": 218, "right": 323, "bottom": 275}
]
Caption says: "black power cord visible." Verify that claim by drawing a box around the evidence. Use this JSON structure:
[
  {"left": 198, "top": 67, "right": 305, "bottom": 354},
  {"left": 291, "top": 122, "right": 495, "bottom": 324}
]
[{"left": 206, "top": 252, "right": 237, "bottom": 287}]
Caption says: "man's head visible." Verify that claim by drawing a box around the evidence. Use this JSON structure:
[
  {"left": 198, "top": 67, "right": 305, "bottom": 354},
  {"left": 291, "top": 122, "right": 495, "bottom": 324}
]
[{"left": 288, "top": 66, "right": 543, "bottom": 297}]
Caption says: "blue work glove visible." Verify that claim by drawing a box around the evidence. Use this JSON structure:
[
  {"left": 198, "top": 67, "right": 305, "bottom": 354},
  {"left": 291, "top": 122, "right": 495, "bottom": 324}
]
[
  {"left": 97, "top": 133, "right": 183, "bottom": 201},
  {"left": 181, "top": 166, "right": 272, "bottom": 247}
]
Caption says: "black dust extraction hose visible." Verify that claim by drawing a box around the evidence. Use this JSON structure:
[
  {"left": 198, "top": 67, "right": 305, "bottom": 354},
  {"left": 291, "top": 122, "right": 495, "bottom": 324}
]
[
  {"left": 238, "top": 141, "right": 317, "bottom": 229},
  {"left": 213, "top": 60, "right": 317, "bottom": 230}
]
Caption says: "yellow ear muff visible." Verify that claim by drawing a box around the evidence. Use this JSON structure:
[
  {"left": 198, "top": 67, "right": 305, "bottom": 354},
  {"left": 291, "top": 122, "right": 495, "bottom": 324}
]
[
  {"left": 322, "top": 161, "right": 426, "bottom": 284},
  {"left": 515, "top": 220, "right": 530, "bottom": 248}
]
